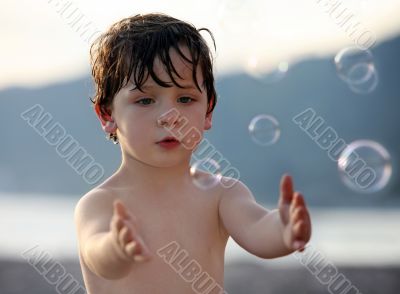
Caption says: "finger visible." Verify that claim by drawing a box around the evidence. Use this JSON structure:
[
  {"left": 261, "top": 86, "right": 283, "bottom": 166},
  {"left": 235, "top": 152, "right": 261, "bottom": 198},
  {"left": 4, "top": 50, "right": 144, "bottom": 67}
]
[
  {"left": 125, "top": 236, "right": 151, "bottom": 261},
  {"left": 111, "top": 214, "right": 125, "bottom": 232},
  {"left": 119, "top": 220, "right": 138, "bottom": 248},
  {"left": 119, "top": 220, "right": 148, "bottom": 253},
  {"left": 114, "top": 200, "right": 130, "bottom": 220},
  {"left": 110, "top": 215, "right": 125, "bottom": 247},
  {"left": 293, "top": 219, "right": 311, "bottom": 243},
  {"left": 118, "top": 225, "right": 134, "bottom": 248},
  {"left": 125, "top": 241, "right": 150, "bottom": 261},
  {"left": 125, "top": 241, "right": 139, "bottom": 257},
  {"left": 279, "top": 174, "right": 294, "bottom": 206},
  {"left": 294, "top": 192, "right": 306, "bottom": 207},
  {"left": 114, "top": 200, "right": 138, "bottom": 225},
  {"left": 290, "top": 192, "right": 303, "bottom": 215},
  {"left": 292, "top": 207, "right": 305, "bottom": 224},
  {"left": 292, "top": 194, "right": 312, "bottom": 229}
]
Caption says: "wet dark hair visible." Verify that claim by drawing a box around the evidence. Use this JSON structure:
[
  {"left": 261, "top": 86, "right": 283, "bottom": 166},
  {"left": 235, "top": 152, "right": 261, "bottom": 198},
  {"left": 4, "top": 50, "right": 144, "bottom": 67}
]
[{"left": 90, "top": 13, "right": 217, "bottom": 119}]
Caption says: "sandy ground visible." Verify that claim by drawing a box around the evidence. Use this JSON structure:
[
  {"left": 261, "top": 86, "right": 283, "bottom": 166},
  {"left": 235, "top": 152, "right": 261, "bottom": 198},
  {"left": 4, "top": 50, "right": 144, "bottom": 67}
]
[{"left": 0, "top": 259, "right": 399, "bottom": 294}]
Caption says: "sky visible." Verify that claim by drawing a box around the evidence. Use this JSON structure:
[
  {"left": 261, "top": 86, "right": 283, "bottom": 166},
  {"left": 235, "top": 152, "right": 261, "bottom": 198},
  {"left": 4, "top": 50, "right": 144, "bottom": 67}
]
[{"left": 1, "top": 0, "right": 400, "bottom": 90}]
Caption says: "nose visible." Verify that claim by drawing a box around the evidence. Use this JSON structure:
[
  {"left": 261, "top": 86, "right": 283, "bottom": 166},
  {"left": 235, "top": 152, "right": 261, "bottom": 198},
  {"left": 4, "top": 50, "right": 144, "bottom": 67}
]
[{"left": 157, "top": 108, "right": 181, "bottom": 128}]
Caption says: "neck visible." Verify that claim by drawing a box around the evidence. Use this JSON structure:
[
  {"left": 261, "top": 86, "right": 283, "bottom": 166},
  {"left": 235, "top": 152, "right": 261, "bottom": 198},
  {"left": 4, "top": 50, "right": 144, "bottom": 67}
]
[{"left": 114, "top": 150, "right": 193, "bottom": 193}]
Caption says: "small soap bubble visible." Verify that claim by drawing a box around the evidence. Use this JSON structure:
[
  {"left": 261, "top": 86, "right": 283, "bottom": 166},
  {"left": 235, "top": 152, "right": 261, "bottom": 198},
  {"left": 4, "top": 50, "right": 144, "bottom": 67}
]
[
  {"left": 338, "top": 140, "right": 392, "bottom": 193},
  {"left": 248, "top": 114, "right": 280, "bottom": 146},
  {"left": 347, "top": 67, "right": 379, "bottom": 94},
  {"left": 335, "top": 47, "right": 373, "bottom": 83},
  {"left": 190, "top": 158, "right": 222, "bottom": 190},
  {"left": 334, "top": 47, "right": 378, "bottom": 94}
]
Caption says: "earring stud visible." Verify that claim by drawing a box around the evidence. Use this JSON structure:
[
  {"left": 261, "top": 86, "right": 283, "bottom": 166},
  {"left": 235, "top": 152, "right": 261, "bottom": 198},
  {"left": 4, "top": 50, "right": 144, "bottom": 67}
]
[{"left": 106, "top": 132, "right": 119, "bottom": 144}]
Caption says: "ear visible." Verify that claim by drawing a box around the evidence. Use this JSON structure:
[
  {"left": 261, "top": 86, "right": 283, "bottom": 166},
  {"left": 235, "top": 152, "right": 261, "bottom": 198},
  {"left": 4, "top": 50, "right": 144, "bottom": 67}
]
[
  {"left": 94, "top": 104, "right": 117, "bottom": 133},
  {"left": 204, "top": 111, "right": 213, "bottom": 130}
]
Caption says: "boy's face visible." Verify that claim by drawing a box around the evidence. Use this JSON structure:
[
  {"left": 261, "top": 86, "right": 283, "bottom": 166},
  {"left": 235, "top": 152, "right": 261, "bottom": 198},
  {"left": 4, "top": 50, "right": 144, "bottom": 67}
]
[{"left": 98, "top": 45, "right": 213, "bottom": 167}]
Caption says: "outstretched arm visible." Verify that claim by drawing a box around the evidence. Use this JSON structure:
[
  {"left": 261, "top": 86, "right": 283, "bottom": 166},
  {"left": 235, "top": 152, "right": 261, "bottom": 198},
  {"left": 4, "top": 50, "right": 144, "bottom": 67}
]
[
  {"left": 74, "top": 190, "right": 151, "bottom": 280},
  {"left": 218, "top": 174, "right": 311, "bottom": 259}
]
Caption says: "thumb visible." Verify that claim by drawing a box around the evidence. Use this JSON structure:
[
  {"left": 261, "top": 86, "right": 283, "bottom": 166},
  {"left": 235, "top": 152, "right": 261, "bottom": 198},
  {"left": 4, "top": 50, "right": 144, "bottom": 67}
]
[{"left": 279, "top": 201, "right": 290, "bottom": 226}]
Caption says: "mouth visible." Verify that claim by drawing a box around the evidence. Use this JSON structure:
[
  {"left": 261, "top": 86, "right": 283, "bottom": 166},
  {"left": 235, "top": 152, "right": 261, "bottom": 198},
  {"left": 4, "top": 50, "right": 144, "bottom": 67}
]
[{"left": 157, "top": 136, "right": 180, "bottom": 144}]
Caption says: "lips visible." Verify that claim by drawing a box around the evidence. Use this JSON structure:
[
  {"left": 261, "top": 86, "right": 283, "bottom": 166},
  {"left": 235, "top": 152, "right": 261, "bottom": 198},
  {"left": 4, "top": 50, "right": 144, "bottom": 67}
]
[{"left": 157, "top": 136, "right": 180, "bottom": 143}]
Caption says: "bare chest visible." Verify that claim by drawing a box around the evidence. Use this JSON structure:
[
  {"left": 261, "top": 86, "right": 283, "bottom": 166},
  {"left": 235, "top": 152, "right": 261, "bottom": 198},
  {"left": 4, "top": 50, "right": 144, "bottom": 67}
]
[
  {"left": 80, "top": 186, "right": 228, "bottom": 294},
  {"left": 125, "top": 188, "right": 224, "bottom": 258}
]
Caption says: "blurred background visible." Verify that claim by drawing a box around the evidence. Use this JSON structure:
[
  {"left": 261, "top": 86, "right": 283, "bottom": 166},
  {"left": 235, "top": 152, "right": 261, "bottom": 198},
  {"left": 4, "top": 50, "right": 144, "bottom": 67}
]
[{"left": 1, "top": 0, "right": 399, "bottom": 293}]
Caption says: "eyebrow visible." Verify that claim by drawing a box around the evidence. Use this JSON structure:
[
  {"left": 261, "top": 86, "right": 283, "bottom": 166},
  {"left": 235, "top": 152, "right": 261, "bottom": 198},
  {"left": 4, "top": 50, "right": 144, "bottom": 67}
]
[{"left": 129, "top": 83, "right": 198, "bottom": 92}]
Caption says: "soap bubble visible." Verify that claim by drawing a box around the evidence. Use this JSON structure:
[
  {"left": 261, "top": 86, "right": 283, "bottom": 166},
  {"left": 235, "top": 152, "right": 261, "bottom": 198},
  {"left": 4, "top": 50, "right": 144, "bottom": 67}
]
[
  {"left": 334, "top": 47, "right": 378, "bottom": 94},
  {"left": 335, "top": 47, "right": 373, "bottom": 83},
  {"left": 246, "top": 57, "right": 289, "bottom": 84},
  {"left": 338, "top": 140, "right": 392, "bottom": 193},
  {"left": 347, "top": 67, "right": 379, "bottom": 94},
  {"left": 190, "top": 158, "right": 222, "bottom": 190},
  {"left": 248, "top": 114, "right": 280, "bottom": 146}
]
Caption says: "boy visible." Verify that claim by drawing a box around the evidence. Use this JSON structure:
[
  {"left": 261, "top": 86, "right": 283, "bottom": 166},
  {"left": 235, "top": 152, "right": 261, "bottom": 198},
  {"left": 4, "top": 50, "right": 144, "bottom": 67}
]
[{"left": 74, "top": 13, "right": 312, "bottom": 294}]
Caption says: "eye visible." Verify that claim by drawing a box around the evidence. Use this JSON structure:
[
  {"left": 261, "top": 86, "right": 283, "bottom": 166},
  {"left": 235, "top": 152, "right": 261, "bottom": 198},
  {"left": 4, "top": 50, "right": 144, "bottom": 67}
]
[
  {"left": 178, "top": 96, "right": 194, "bottom": 103},
  {"left": 136, "top": 98, "right": 154, "bottom": 105}
]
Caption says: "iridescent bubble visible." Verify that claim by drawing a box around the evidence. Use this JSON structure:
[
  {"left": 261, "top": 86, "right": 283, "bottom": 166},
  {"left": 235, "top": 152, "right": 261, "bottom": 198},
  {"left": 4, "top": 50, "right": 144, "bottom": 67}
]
[
  {"left": 334, "top": 47, "right": 378, "bottom": 94},
  {"left": 335, "top": 47, "right": 373, "bottom": 83},
  {"left": 338, "top": 140, "right": 392, "bottom": 193},
  {"left": 248, "top": 114, "right": 280, "bottom": 146},
  {"left": 347, "top": 67, "right": 379, "bottom": 94},
  {"left": 190, "top": 158, "right": 222, "bottom": 190},
  {"left": 246, "top": 57, "right": 289, "bottom": 84}
]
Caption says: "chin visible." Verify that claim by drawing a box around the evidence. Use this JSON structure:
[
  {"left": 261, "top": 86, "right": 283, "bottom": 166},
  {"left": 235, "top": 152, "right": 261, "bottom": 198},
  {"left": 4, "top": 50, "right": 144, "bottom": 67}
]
[{"left": 156, "top": 153, "right": 192, "bottom": 167}]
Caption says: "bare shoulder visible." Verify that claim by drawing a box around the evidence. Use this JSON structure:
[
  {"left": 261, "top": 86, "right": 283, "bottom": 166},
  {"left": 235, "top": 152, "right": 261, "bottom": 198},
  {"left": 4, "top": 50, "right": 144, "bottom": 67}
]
[
  {"left": 74, "top": 187, "right": 116, "bottom": 221},
  {"left": 218, "top": 176, "right": 256, "bottom": 202},
  {"left": 74, "top": 187, "right": 118, "bottom": 245}
]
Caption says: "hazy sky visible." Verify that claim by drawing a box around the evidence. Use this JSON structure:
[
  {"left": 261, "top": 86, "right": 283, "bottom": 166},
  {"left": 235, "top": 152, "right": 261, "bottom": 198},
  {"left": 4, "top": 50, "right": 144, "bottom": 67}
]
[{"left": 1, "top": 0, "right": 400, "bottom": 89}]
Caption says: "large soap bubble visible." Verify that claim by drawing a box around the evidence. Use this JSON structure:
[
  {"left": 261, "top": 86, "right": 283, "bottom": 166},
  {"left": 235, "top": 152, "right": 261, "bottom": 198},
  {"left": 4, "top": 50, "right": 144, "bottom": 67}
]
[
  {"left": 335, "top": 47, "right": 378, "bottom": 94},
  {"left": 338, "top": 140, "right": 392, "bottom": 193}
]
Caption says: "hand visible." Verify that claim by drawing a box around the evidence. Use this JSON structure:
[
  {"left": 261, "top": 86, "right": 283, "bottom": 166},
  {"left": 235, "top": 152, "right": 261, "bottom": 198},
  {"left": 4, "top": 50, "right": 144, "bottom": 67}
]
[
  {"left": 110, "top": 199, "right": 151, "bottom": 262},
  {"left": 278, "top": 174, "right": 312, "bottom": 252}
]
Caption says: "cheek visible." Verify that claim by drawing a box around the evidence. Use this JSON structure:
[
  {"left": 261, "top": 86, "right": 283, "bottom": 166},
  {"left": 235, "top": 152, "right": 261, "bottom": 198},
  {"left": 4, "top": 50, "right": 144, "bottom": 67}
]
[
  {"left": 117, "top": 111, "right": 151, "bottom": 139},
  {"left": 176, "top": 116, "right": 206, "bottom": 149},
  {"left": 178, "top": 110, "right": 203, "bottom": 131},
  {"left": 183, "top": 103, "right": 207, "bottom": 120}
]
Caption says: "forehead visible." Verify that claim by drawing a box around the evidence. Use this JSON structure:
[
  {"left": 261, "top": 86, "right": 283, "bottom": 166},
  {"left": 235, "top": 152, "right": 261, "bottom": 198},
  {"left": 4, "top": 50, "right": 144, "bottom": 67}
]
[{"left": 131, "top": 45, "right": 204, "bottom": 89}]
